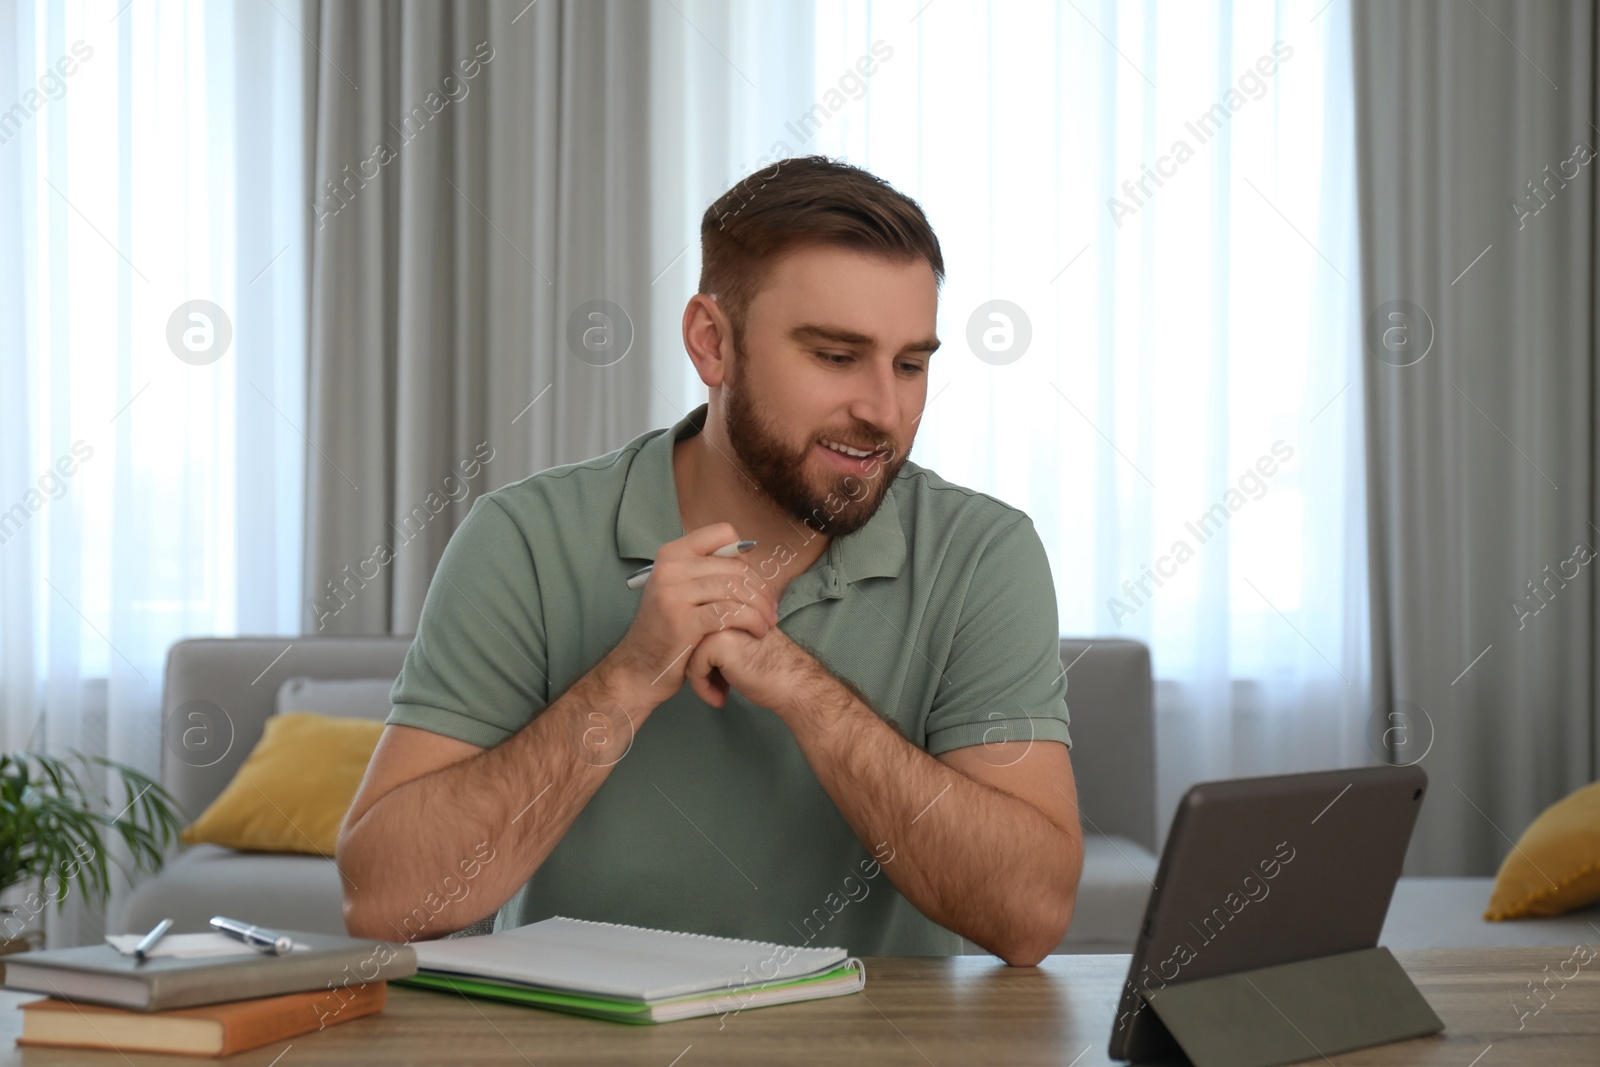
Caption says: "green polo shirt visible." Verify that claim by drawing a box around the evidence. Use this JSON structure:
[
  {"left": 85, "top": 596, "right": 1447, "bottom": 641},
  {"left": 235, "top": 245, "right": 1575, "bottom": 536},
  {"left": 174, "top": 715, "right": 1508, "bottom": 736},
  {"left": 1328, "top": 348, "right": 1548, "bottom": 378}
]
[{"left": 387, "top": 402, "right": 1070, "bottom": 955}]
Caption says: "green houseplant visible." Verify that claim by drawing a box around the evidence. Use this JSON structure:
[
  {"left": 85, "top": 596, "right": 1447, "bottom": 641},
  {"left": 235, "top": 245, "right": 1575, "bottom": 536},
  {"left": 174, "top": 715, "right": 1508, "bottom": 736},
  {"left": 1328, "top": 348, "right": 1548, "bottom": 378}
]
[{"left": 0, "top": 750, "right": 185, "bottom": 964}]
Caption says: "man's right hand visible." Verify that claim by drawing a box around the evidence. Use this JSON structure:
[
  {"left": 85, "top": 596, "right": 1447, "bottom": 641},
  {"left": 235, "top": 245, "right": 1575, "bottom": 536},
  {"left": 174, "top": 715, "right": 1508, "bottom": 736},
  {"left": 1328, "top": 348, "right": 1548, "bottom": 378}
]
[{"left": 605, "top": 522, "right": 779, "bottom": 700}]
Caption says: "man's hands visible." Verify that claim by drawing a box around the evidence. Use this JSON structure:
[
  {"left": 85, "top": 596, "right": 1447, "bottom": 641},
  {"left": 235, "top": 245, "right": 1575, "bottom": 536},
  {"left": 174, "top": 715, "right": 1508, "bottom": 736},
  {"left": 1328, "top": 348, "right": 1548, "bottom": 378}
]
[
  {"left": 683, "top": 623, "right": 824, "bottom": 713},
  {"left": 606, "top": 523, "right": 781, "bottom": 701}
]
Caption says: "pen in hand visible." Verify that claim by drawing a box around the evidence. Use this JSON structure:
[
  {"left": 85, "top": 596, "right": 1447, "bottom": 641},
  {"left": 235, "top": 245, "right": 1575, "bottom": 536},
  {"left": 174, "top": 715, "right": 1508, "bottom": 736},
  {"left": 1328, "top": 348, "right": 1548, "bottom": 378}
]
[{"left": 626, "top": 539, "right": 757, "bottom": 589}]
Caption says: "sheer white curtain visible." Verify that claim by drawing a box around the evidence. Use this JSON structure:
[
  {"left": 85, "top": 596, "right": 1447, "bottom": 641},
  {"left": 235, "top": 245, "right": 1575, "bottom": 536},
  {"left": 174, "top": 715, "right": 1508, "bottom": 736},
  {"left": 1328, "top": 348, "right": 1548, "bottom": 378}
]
[
  {"left": 652, "top": 0, "right": 1369, "bottom": 844},
  {"left": 0, "top": 0, "right": 309, "bottom": 944},
  {"left": 648, "top": 0, "right": 819, "bottom": 425}
]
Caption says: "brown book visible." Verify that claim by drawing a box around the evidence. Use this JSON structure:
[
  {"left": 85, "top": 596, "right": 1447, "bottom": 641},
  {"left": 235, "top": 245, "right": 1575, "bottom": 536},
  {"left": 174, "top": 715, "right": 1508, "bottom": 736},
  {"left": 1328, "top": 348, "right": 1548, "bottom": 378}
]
[{"left": 16, "top": 982, "right": 386, "bottom": 1057}]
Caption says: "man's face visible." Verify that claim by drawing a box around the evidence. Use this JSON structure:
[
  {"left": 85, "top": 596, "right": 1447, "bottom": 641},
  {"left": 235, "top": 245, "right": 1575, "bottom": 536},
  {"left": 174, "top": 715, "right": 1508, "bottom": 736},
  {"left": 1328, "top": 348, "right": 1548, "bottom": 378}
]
[{"left": 718, "top": 242, "right": 939, "bottom": 538}]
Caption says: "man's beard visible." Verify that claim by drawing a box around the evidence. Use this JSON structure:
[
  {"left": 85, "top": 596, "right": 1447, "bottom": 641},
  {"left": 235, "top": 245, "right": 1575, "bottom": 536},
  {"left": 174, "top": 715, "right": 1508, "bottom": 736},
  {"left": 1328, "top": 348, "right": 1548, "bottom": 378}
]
[{"left": 721, "top": 337, "right": 905, "bottom": 539}]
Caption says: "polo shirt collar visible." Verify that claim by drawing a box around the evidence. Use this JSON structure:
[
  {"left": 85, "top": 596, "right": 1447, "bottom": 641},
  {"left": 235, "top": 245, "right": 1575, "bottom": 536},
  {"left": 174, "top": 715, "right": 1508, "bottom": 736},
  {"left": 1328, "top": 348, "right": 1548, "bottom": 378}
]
[
  {"left": 616, "top": 403, "right": 907, "bottom": 594},
  {"left": 615, "top": 405, "right": 698, "bottom": 563}
]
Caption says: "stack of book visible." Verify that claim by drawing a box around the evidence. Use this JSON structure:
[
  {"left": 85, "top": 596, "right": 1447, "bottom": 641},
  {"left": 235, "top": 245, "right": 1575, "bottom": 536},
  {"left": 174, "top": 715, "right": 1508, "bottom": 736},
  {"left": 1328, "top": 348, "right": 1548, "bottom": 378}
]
[{"left": 3, "top": 928, "right": 416, "bottom": 1057}]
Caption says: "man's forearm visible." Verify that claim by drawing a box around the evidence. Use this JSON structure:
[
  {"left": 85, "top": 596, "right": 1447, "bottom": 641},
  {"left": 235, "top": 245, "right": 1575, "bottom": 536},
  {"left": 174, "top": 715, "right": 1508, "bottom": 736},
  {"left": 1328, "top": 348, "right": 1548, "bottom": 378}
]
[
  {"left": 782, "top": 676, "right": 1081, "bottom": 965},
  {"left": 339, "top": 653, "right": 656, "bottom": 940}
]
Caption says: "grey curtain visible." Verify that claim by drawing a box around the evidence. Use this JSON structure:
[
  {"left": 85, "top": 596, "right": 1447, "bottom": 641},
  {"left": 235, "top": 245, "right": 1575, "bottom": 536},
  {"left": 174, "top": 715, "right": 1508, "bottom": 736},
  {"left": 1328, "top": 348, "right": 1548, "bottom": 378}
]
[
  {"left": 1354, "top": 0, "right": 1597, "bottom": 873},
  {"left": 302, "top": 0, "right": 653, "bottom": 636}
]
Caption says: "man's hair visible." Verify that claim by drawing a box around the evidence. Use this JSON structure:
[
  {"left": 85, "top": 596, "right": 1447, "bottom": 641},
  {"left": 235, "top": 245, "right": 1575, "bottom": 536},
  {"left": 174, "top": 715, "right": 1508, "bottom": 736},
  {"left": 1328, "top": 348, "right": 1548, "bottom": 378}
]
[{"left": 699, "top": 155, "right": 945, "bottom": 347}]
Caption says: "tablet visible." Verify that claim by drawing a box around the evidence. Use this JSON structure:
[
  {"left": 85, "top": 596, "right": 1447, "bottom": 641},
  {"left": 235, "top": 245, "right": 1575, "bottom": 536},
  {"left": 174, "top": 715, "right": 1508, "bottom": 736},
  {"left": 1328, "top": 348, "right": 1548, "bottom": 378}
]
[{"left": 1107, "top": 764, "right": 1427, "bottom": 1063}]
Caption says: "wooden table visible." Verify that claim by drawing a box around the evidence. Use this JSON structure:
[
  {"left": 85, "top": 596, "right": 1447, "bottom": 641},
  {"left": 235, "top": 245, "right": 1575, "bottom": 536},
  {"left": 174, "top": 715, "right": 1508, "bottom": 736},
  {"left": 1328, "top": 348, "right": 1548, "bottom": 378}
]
[{"left": 2, "top": 949, "right": 1594, "bottom": 1065}]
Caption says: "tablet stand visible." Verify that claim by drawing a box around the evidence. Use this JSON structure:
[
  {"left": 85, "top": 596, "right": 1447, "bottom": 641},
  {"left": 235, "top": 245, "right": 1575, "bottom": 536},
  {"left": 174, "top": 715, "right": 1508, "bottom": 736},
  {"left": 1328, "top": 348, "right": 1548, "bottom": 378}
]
[{"left": 1137, "top": 946, "right": 1444, "bottom": 1067}]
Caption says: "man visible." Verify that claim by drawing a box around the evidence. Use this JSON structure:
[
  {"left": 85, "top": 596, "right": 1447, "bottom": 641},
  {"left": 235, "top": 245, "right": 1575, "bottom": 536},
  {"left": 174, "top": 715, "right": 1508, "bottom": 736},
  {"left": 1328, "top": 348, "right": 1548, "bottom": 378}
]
[{"left": 338, "top": 156, "right": 1082, "bottom": 966}]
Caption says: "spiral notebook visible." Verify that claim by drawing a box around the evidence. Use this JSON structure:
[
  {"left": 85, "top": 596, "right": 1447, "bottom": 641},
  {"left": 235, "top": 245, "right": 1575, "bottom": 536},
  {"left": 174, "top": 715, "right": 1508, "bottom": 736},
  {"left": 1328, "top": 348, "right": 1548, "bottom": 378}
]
[{"left": 400, "top": 916, "right": 865, "bottom": 1024}]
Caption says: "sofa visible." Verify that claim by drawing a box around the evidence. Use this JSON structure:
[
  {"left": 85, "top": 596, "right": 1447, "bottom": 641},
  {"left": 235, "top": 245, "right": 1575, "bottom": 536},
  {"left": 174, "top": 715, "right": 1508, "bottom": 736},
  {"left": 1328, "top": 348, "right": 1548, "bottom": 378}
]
[
  {"left": 114, "top": 634, "right": 1599, "bottom": 952},
  {"left": 112, "top": 635, "right": 1161, "bottom": 953},
  {"left": 112, "top": 637, "right": 412, "bottom": 941}
]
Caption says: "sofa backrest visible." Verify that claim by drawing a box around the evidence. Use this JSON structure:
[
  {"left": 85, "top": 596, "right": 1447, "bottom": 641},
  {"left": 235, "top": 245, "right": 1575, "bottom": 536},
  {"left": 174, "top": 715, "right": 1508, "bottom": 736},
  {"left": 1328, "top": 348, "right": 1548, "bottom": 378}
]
[
  {"left": 160, "top": 636, "right": 413, "bottom": 821},
  {"left": 159, "top": 634, "right": 1157, "bottom": 852},
  {"left": 1057, "top": 637, "right": 1157, "bottom": 853}
]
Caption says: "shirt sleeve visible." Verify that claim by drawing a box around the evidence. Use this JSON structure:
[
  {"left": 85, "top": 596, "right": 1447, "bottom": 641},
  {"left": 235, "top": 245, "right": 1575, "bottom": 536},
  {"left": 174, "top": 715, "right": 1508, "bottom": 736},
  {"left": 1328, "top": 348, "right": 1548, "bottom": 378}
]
[
  {"left": 386, "top": 494, "right": 549, "bottom": 748},
  {"left": 923, "top": 513, "right": 1071, "bottom": 756}
]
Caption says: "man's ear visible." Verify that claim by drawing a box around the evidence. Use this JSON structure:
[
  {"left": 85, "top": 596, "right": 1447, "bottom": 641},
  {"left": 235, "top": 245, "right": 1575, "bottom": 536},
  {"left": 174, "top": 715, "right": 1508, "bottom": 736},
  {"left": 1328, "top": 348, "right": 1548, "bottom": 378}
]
[{"left": 683, "top": 294, "right": 732, "bottom": 388}]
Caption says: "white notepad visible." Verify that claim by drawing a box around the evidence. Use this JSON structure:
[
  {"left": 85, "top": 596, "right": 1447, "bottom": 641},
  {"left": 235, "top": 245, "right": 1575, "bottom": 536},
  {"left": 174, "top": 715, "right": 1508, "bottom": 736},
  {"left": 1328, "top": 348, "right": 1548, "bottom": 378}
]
[
  {"left": 412, "top": 916, "right": 853, "bottom": 1002},
  {"left": 103, "top": 933, "right": 310, "bottom": 959}
]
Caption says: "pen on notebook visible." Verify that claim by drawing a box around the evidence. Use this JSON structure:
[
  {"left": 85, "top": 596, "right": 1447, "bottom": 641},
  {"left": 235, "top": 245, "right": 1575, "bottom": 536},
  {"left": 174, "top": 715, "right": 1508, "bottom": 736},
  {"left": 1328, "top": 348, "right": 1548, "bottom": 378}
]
[
  {"left": 131, "top": 917, "right": 172, "bottom": 961},
  {"left": 208, "top": 915, "right": 294, "bottom": 955},
  {"left": 625, "top": 539, "right": 757, "bottom": 589}
]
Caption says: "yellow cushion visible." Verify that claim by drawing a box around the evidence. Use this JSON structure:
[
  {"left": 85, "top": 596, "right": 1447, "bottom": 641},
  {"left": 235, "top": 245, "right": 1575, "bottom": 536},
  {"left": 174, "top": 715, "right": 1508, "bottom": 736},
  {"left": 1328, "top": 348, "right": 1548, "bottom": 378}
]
[
  {"left": 181, "top": 712, "right": 384, "bottom": 857},
  {"left": 1485, "top": 780, "right": 1600, "bottom": 920}
]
